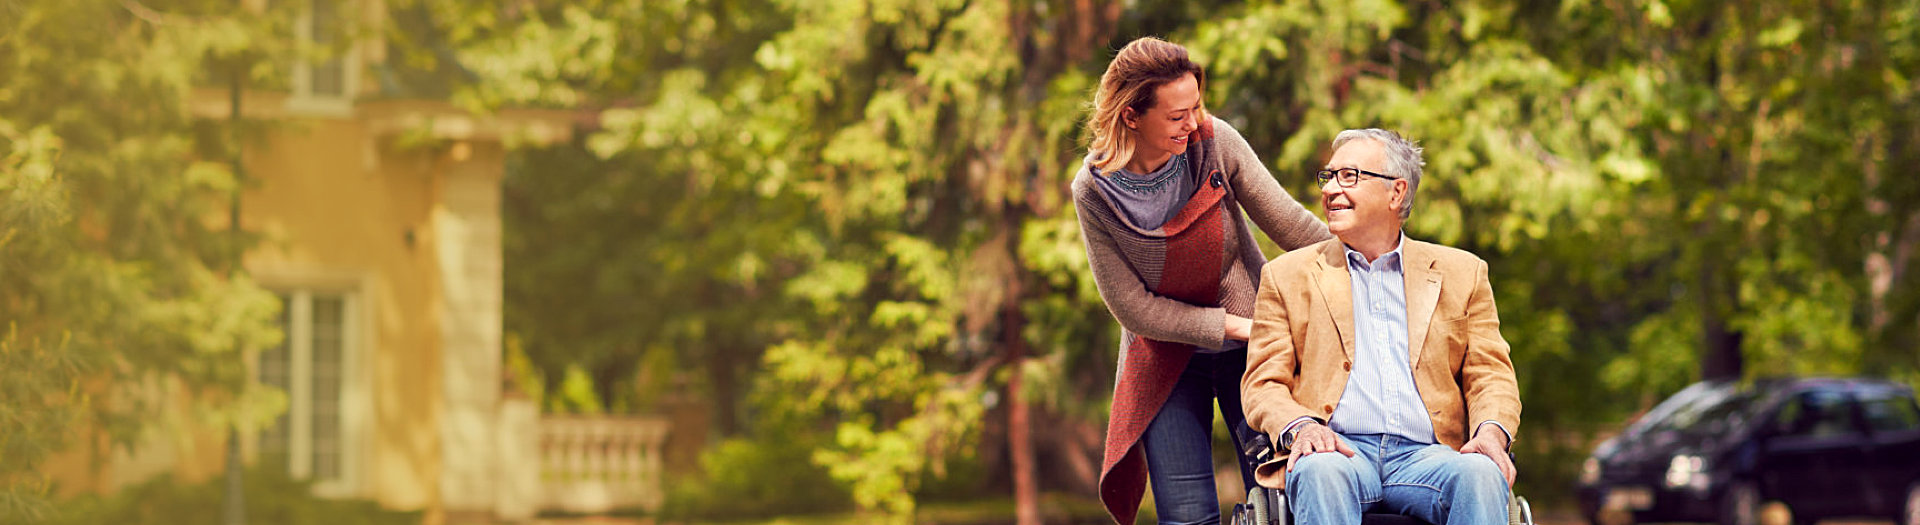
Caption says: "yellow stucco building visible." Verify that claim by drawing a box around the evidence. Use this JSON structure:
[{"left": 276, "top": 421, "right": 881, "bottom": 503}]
[
  {"left": 218, "top": 94, "right": 570, "bottom": 521},
  {"left": 37, "top": 1, "right": 652, "bottom": 522}
]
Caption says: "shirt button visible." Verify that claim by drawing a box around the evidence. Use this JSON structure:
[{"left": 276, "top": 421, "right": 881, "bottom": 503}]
[
  {"left": 1343, "top": 362, "right": 1352, "bottom": 371},
  {"left": 1323, "top": 404, "right": 1335, "bottom": 413}
]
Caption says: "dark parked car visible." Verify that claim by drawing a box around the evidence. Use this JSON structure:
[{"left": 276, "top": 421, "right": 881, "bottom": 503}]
[{"left": 1576, "top": 377, "right": 1920, "bottom": 525}]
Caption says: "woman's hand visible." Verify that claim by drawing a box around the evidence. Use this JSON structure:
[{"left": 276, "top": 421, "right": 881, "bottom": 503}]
[{"left": 1225, "top": 313, "right": 1253, "bottom": 341}]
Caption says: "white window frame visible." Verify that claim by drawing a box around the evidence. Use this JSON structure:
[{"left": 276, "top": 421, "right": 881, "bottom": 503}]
[
  {"left": 251, "top": 286, "right": 371, "bottom": 499},
  {"left": 286, "top": 0, "right": 360, "bottom": 117}
]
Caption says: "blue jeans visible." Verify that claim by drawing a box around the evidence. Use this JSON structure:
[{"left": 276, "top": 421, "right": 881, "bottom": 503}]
[
  {"left": 1141, "top": 349, "right": 1258, "bottom": 525},
  {"left": 1285, "top": 433, "right": 1508, "bottom": 525}
]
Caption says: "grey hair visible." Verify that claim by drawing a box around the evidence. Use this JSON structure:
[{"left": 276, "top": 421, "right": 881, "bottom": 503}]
[{"left": 1331, "top": 128, "right": 1424, "bottom": 220}]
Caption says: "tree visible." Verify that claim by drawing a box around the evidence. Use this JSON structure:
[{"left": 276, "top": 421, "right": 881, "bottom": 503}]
[
  {"left": 439, "top": 0, "right": 1132, "bottom": 519},
  {"left": 1, "top": 0, "right": 285, "bottom": 520}
]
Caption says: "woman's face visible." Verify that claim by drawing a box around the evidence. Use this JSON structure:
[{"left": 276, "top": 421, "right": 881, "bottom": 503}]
[{"left": 1125, "top": 73, "right": 1203, "bottom": 166}]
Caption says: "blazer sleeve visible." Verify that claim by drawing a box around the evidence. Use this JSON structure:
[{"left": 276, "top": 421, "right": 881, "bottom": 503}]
[
  {"left": 1241, "top": 258, "right": 1315, "bottom": 439},
  {"left": 1460, "top": 258, "right": 1522, "bottom": 439},
  {"left": 1073, "top": 178, "right": 1227, "bottom": 349},
  {"left": 1212, "top": 118, "right": 1332, "bottom": 251}
]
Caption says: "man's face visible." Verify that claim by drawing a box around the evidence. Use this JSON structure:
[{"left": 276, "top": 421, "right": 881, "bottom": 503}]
[
  {"left": 1126, "top": 73, "right": 1203, "bottom": 162},
  {"left": 1320, "top": 139, "right": 1405, "bottom": 239}
]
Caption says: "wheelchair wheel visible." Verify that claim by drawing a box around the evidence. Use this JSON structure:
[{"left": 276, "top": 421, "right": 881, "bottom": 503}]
[
  {"left": 1249, "top": 487, "right": 1271, "bottom": 525},
  {"left": 1243, "top": 486, "right": 1287, "bottom": 525},
  {"left": 1511, "top": 494, "right": 1534, "bottom": 525}
]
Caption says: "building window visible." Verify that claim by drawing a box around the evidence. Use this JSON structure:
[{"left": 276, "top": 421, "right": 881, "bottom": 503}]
[
  {"left": 307, "top": 0, "right": 346, "bottom": 98},
  {"left": 257, "top": 290, "right": 358, "bottom": 491},
  {"left": 290, "top": 0, "right": 357, "bottom": 114}
]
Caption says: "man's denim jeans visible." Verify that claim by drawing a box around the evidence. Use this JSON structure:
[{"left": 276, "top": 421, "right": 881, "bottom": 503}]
[
  {"left": 1285, "top": 433, "right": 1508, "bottom": 525},
  {"left": 1140, "top": 349, "right": 1257, "bottom": 525}
]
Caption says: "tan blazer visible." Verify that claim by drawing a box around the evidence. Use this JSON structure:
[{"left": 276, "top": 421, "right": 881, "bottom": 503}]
[{"left": 1241, "top": 238, "right": 1521, "bottom": 488}]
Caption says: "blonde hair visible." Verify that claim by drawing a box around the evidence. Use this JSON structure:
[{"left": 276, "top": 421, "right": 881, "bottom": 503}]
[{"left": 1087, "top": 37, "right": 1208, "bottom": 172}]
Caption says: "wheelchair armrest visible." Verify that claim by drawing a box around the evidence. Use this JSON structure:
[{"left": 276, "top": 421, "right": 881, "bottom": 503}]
[{"left": 1234, "top": 423, "right": 1277, "bottom": 464}]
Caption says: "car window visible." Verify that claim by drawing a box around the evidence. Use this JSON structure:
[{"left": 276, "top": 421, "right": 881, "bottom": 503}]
[
  {"left": 1858, "top": 392, "right": 1920, "bottom": 432},
  {"left": 1776, "top": 390, "right": 1859, "bottom": 438},
  {"left": 1627, "top": 381, "right": 1740, "bottom": 436},
  {"left": 1656, "top": 389, "right": 1756, "bottom": 435}
]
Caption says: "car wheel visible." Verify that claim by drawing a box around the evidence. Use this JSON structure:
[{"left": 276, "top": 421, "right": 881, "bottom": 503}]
[
  {"left": 1593, "top": 508, "right": 1636, "bottom": 525},
  {"left": 1771, "top": 501, "right": 1808, "bottom": 525},
  {"left": 1903, "top": 482, "right": 1920, "bottom": 525},
  {"left": 1720, "top": 481, "right": 1761, "bottom": 525}
]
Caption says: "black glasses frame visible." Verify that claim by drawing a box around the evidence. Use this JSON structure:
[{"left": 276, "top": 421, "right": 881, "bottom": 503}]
[{"left": 1316, "top": 167, "right": 1400, "bottom": 188}]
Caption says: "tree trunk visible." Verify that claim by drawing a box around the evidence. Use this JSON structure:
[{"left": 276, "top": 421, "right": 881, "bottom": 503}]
[
  {"left": 1699, "top": 319, "right": 1744, "bottom": 382},
  {"left": 1697, "top": 260, "right": 1744, "bottom": 382},
  {"left": 1034, "top": 404, "right": 1103, "bottom": 496},
  {"left": 1004, "top": 304, "right": 1041, "bottom": 525},
  {"left": 223, "top": 56, "right": 249, "bottom": 525},
  {"left": 997, "top": 2, "right": 1120, "bottom": 519},
  {"left": 1694, "top": 122, "right": 1744, "bottom": 382},
  {"left": 710, "top": 345, "right": 742, "bottom": 436}
]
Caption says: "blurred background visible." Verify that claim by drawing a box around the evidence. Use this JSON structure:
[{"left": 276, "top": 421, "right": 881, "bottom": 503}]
[{"left": 2, "top": 0, "right": 1918, "bottom": 524}]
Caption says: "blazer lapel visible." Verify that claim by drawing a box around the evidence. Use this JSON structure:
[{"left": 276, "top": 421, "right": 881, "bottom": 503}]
[
  {"left": 1404, "top": 241, "right": 1443, "bottom": 367},
  {"left": 1313, "top": 242, "right": 1356, "bottom": 360}
]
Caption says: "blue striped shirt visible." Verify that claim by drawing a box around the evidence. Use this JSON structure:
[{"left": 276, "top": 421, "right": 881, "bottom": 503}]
[{"left": 1327, "top": 237, "right": 1437, "bottom": 443}]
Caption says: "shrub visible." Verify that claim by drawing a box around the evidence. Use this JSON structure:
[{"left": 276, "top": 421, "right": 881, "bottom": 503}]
[
  {"left": 49, "top": 468, "right": 418, "bottom": 525},
  {"left": 659, "top": 433, "right": 853, "bottom": 521}
]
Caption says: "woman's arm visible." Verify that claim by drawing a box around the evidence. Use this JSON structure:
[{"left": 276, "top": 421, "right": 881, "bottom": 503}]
[{"left": 1213, "top": 118, "right": 1332, "bottom": 251}]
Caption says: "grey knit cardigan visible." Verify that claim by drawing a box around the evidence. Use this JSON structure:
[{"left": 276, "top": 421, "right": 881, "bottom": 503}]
[{"left": 1072, "top": 116, "right": 1331, "bottom": 350}]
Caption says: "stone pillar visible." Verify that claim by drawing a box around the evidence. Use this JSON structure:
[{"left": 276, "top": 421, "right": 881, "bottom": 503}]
[
  {"left": 495, "top": 396, "right": 540, "bottom": 521},
  {"left": 434, "top": 141, "right": 506, "bottom": 519}
]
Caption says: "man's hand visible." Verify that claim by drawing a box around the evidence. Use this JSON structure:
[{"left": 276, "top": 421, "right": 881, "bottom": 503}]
[
  {"left": 1459, "top": 426, "right": 1516, "bottom": 487},
  {"left": 1284, "top": 422, "right": 1354, "bottom": 474}
]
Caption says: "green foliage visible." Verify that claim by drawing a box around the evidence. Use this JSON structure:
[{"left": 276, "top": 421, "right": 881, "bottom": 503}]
[
  {"left": 547, "top": 365, "right": 606, "bottom": 414},
  {"left": 0, "top": 326, "right": 81, "bottom": 522},
  {"left": 459, "top": 0, "right": 1920, "bottom": 516},
  {"left": 1, "top": 0, "right": 292, "bottom": 518},
  {"left": 477, "top": 0, "right": 1116, "bottom": 518},
  {"left": 659, "top": 430, "right": 853, "bottom": 521},
  {"left": 502, "top": 334, "right": 547, "bottom": 406},
  {"left": 47, "top": 468, "right": 418, "bottom": 525}
]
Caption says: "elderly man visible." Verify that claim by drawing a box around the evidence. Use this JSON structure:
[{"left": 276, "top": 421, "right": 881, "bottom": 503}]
[{"left": 1240, "top": 129, "right": 1522, "bottom": 525}]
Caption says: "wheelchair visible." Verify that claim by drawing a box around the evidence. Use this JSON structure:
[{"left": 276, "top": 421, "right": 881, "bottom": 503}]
[{"left": 1227, "top": 427, "right": 1536, "bottom": 525}]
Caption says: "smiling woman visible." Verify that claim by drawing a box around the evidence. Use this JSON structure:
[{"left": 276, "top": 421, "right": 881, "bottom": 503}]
[
  {"left": 1072, "top": 36, "right": 1332, "bottom": 525},
  {"left": 1086, "top": 38, "right": 1207, "bottom": 177}
]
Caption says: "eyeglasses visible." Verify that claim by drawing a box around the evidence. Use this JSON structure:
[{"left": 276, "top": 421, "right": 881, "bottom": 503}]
[{"left": 1316, "top": 167, "right": 1400, "bottom": 188}]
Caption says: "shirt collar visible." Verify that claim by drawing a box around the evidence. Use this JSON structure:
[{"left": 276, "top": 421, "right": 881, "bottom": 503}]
[{"left": 1343, "top": 232, "right": 1407, "bottom": 271}]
